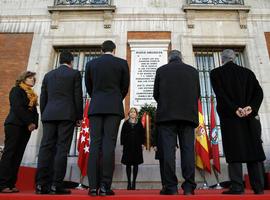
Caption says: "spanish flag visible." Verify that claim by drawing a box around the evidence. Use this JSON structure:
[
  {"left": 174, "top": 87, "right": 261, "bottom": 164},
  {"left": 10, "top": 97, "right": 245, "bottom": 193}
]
[{"left": 195, "top": 99, "right": 211, "bottom": 173}]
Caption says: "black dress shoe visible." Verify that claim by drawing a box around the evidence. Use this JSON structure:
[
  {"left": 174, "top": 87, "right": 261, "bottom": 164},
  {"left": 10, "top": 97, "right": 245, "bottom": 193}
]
[
  {"left": 106, "top": 189, "right": 115, "bottom": 195},
  {"left": 50, "top": 186, "right": 71, "bottom": 195},
  {"left": 88, "top": 189, "right": 98, "bottom": 196},
  {"left": 99, "top": 186, "right": 115, "bottom": 196},
  {"left": 159, "top": 187, "right": 165, "bottom": 195},
  {"left": 183, "top": 190, "right": 195, "bottom": 195},
  {"left": 160, "top": 189, "right": 178, "bottom": 195},
  {"left": 131, "top": 182, "right": 136, "bottom": 190},
  {"left": 254, "top": 190, "right": 264, "bottom": 195},
  {"left": 35, "top": 185, "right": 50, "bottom": 194},
  {"left": 127, "top": 183, "right": 131, "bottom": 190},
  {"left": 222, "top": 189, "right": 244, "bottom": 195},
  {"left": 99, "top": 186, "right": 107, "bottom": 196}
]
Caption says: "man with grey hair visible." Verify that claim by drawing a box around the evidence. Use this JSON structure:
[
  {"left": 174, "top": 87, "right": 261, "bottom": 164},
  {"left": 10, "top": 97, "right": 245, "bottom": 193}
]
[
  {"left": 210, "top": 49, "right": 265, "bottom": 195},
  {"left": 221, "top": 49, "right": 236, "bottom": 65},
  {"left": 153, "top": 50, "right": 200, "bottom": 195},
  {"left": 168, "top": 50, "right": 183, "bottom": 62}
]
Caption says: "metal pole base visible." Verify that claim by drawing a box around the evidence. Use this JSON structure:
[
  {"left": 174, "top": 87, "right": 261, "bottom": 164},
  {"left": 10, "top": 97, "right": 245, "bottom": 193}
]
[
  {"left": 214, "top": 183, "right": 223, "bottom": 189},
  {"left": 199, "top": 182, "right": 210, "bottom": 189},
  {"left": 76, "top": 183, "right": 86, "bottom": 190}
]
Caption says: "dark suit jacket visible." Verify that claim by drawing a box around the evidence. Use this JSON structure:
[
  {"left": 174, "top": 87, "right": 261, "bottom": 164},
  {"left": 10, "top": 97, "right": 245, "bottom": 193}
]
[
  {"left": 85, "top": 54, "right": 130, "bottom": 118},
  {"left": 40, "top": 65, "right": 83, "bottom": 122},
  {"left": 5, "top": 86, "right": 39, "bottom": 127},
  {"left": 153, "top": 59, "right": 200, "bottom": 127}
]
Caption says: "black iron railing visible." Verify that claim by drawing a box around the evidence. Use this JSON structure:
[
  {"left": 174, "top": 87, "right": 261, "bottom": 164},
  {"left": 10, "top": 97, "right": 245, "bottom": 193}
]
[
  {"left": 54, "top": 0, "right": 111, "bottom": 6},
  {"left": 187, "top": 0, "right": 244, "bottom": 5}
]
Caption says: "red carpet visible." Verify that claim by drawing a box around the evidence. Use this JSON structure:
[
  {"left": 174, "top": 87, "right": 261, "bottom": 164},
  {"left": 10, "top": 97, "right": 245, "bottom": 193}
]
[
  {"left": 0, "top": 189, "right": 270, "bottom": 200},
  {"left": 1, "top": 167, "right": 269, "bottom": 199},
  {"left": 16, "top": 166, "right": 36, "bottom": 190}
]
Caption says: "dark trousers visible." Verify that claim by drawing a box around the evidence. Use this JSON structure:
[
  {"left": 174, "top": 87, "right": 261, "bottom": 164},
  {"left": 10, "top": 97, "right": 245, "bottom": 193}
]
[
  {"left": 159, "top": 159, "right": 165, "bottom": 187},
  {"left": 155, "top": 133, "right": 165, "bottom": 188},
  {"left": 0, "top": 125, "right": 30, "bottom": 189},
  {"left": 228, "top": 162, "right": 264, "bottom": 192},
  {"left": 36, "top": 121, "right": 74, "bottom": 187},
  {"left": 157, "top": 121, "right": 196, "bottom": 192},
  {"left": 87, "top": 115, "right": 121, "bottom": 189}
]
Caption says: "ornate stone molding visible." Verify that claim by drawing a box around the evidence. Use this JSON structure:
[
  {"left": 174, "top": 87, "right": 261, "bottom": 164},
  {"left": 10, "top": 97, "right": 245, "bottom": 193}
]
[
  {"left": 48, "top": 5, "right": 116, "bottom": 29},
  {"left": 103, "top": 10, "right": 113, "bottom": 29},
  {"left": 128, "top": 39, "right": 171, "bottom": 50},
  {"left": 50, "top": 11, "right": 60, "bottom": 29},
  {"left": 182, "top": 5, "right": 250, "bottom": 29},
  {"left": 238, "top": 10, "right": 248, "bottom": 29},
  {"left": 186, "top": 10, "right": 195, "bottom": 29}
]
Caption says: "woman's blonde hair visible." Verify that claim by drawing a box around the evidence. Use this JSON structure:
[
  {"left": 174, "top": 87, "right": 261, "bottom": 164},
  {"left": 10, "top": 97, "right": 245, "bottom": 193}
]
[
  {"left": 128, "top": 107, "right": 138, "bottom": 116},
  {"left": 15, "top": 71, "right": 36, "bottom": 86}
]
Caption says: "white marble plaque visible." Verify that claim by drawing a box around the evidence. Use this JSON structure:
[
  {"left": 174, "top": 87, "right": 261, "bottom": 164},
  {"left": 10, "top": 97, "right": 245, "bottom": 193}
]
[{"left": 128, "top": 40, "right": 170, "bottom": 109}]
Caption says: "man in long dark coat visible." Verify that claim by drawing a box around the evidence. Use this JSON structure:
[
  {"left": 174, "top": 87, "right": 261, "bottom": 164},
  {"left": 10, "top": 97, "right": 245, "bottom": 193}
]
[
  {"left": 154, "top": 50, "right": 200, "bottom": 195},
  {"left": 210, "top": 49, "right": 265, "bottom": 195}
]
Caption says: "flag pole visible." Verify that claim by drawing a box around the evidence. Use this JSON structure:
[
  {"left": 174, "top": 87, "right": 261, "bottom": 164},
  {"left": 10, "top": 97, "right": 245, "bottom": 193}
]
[
  {"left": 76, "top": 174, "right": 86, "bottom": 190},
  {"left": 198, "top": 169, "right": 209, "bottom": 189},
  {"left": 213, "top": 166, "right": 223, "bottom": 189},
  {"left": 145, "top": 113, "right": 151, "bottom": 151}
]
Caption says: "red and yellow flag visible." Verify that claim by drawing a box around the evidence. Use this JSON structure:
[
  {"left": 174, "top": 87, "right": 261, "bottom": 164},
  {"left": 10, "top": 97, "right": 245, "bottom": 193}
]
[
  {"left": 141, "top": 112, "right": 146, "bottom": 128},
  {"left": 141, "top": 112, "right": 151, "bottom": 150},
  {"left": 195, "top": 99, "right": 211, "bottom": 173}
]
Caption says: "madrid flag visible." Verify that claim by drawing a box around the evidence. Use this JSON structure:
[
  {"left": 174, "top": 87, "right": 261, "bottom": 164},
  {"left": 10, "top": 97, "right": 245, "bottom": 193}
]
[
  {"left": 210, "top": 97, "right": 221, "bottom": 173},
  {"left": 77, "top": 99, "right": 90, "bottom": 177},
  {"left": 195, "top": 99, "right": 211, "bottom": 173}
]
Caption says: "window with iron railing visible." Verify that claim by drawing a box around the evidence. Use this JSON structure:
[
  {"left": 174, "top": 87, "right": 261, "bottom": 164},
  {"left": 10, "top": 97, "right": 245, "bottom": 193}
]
[
  {"left": 54, "top": 0, "right": 112, "bottom": 6},
  {"left": 53, "top": 47, "right": 102, "bottom": 156},
  {"left": 187, "top": 0, "right": 244, "bottom": 5},
  {"left": 49, "top": 0, "right": 115, "bottom": 29},
  {"left": 183, "top": 0, "right": 249, "bottom": 29},
  {"left": 193, "top": 47, "right": 245, "bottom": 156}
]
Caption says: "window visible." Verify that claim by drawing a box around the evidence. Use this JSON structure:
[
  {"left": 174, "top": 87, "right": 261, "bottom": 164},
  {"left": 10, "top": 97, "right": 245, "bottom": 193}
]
[
  {"left": 53, "top": 47, "right": 102, "bottom": 156},
  {"left": 193, "top": 47, "right": 245, "bottom": 155}
]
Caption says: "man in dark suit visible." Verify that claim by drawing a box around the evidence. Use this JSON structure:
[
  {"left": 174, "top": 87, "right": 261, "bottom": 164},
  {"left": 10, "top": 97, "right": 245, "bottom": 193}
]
[
  {"left": 35, "top": 51, "right": 83, "bottom": 195},
  {"left": 85, "top": 40, "right": 129, "bottom": 196},
  {"left": 154, "top": 50, "right": 200, "bottom": 195},
  {"left": 210, "top": 49, "right": 265, "bottom": 195}
]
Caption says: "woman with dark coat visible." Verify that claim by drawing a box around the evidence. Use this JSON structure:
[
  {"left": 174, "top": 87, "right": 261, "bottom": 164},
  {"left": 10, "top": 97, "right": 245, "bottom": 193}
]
[
  {"left": 120, "top": 107, "right": 144, "bottom": 190},
  {"left": 0, "top": 71, "right": 39, "bottom": 193}
]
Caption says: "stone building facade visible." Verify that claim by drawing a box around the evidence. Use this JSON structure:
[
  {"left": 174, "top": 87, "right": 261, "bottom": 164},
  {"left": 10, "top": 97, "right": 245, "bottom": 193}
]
[{"left": 0, "top": 0, "right": 270, "bottom": 188}]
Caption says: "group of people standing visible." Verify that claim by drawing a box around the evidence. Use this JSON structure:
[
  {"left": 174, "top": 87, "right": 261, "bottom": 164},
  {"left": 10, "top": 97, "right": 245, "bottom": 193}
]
[{"left": 0, "top": 40, "right": 266, "bottom": 196}]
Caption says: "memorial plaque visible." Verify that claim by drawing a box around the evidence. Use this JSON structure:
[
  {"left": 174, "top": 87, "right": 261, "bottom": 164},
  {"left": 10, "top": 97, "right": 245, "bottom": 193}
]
[{"left": 130, "top": 48, "right": 168, "bottom": 108}]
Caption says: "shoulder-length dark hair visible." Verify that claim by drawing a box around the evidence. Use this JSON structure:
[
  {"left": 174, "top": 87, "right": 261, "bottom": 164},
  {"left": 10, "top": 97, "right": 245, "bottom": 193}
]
[{"left": 15, "top": 71, "right": 36, "bottom": 86}]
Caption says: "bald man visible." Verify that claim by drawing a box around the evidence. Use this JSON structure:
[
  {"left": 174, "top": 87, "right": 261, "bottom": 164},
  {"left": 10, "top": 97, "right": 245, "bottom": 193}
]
[{"left": 210, "top": 49, "right": 265, "bottom": 195}]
